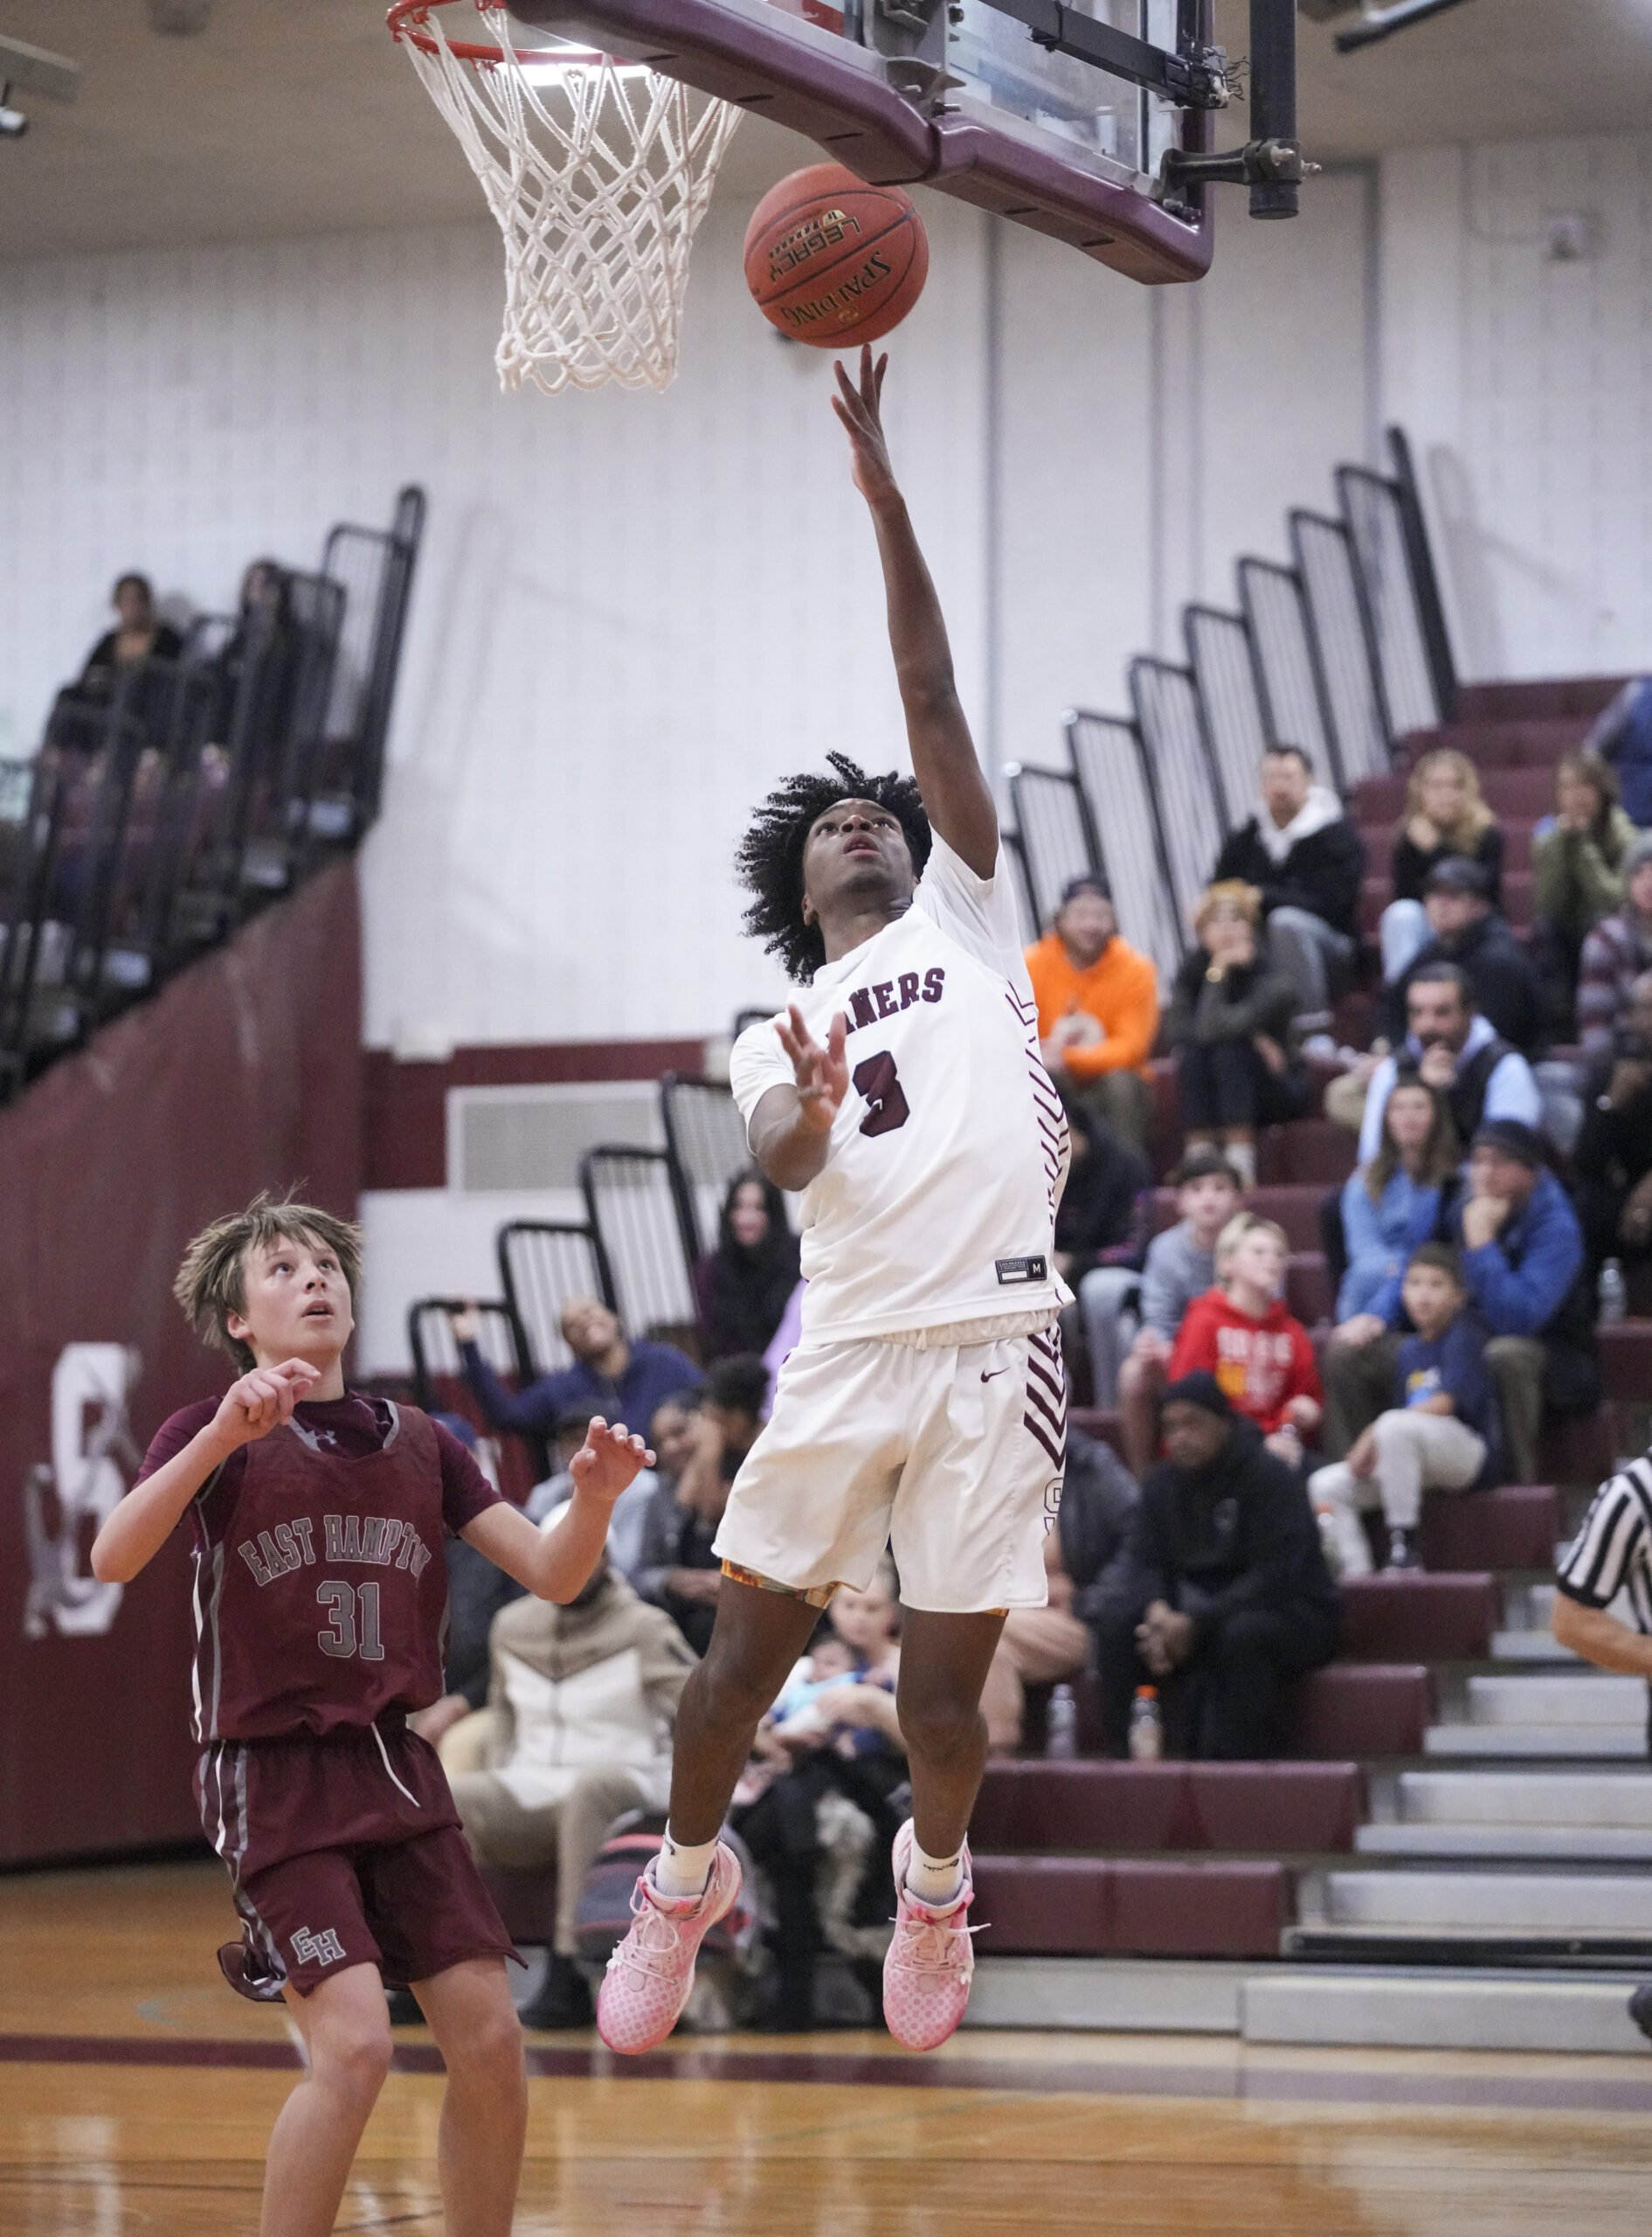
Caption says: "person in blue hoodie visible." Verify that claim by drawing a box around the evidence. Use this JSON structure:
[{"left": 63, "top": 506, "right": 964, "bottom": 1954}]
[
  {"left": 1310, "top": 1244, "right": 1500, "bottom": 1574},
  {"left": 1451, "top": 1118, "right": 1600, "bottom": 1484}
]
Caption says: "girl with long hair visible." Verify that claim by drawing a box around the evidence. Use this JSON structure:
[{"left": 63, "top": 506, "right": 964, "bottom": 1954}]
[{"left": 1381, "top": 748, "right": 1504, "bottom": 986}]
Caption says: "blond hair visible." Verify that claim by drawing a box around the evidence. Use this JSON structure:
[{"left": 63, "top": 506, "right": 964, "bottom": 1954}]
[
  {"left": 1192, "top": 879, "right": 1261, "bottom": 936},
  {"left": 174, "top": 1192, "right": 363, "bottom": 1375},
  {"left": 1216, "top": 1210, "right": 1288, "bottom": 1281},
  {"left": 1407, "top": 747, "right": 1494, "bottom": 849}
]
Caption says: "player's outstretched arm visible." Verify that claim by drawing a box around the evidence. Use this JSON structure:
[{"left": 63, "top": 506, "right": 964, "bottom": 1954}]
[
  {"left": 461, "top": 1416, "right": 653, "bottom": 1603},
  {"left": 749, "top": 1003, "right": 849, "bottom": 1191},
  {"left": 833, "top": 343, "right": 997, "bottom": 878},
  {"left": 90, "top": 1359, "right": 321, "bottom": 1583}
]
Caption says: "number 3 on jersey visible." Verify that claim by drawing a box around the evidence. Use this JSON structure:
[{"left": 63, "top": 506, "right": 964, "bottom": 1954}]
[
  {"left": 853, "top": 1051, "right": 911, "bottom": 1137},
  {"left": 317, "top": 1579, "right": 385, "bottom": 1660}
]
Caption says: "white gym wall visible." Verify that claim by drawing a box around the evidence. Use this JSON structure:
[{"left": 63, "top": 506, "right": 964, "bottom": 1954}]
[{"left": 0, "top": 128, "right": 1648, "bottom": 1063}]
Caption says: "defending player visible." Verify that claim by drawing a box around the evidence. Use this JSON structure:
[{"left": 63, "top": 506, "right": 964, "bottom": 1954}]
[
  {"left": 598, "top": 345, "right": 1069, "bottom": 2057},
  {"left": 90, "top": 1195, "right": 653, "bottom": 2237}
]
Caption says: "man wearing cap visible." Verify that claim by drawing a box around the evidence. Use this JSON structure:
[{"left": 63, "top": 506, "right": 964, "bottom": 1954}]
[
  {"left": 1089, "top": 1372, "right": 1339, "bottom": 1760},
  {"left": 1026, "top": 874, "right": 1160, "bottom": 1148},
  {"left": 1381, "top": 855, "right": 1546, "bottom": 1056}
]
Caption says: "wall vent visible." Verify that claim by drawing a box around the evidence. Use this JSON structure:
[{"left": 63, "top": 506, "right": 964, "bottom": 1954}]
[{"left": 446, "top": 1082, "right": 663, "bottom": 1194}]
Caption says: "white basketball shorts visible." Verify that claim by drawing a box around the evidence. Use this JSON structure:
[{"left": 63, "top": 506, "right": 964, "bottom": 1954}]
[{"left": 712, "top": 1325, "right": 1067, "bottom": 1613}]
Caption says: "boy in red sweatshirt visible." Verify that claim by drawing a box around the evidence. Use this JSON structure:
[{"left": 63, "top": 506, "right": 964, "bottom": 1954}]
[{"left": 1168, "top": 1212, "right": 1323, "bottom": 1468}]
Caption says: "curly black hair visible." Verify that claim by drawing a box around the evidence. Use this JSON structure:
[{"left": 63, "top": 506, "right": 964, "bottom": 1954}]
[{"left": 735, "top": 751, "right": 932, "bottom": 983}]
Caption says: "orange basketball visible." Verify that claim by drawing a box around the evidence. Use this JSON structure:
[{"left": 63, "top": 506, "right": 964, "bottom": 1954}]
[{"left": 743, "top": 163, "right": 929, "bottom": 348}]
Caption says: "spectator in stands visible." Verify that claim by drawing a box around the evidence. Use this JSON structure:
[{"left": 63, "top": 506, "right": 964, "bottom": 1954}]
[
  {"left": 450, "top": 1295, "right": 702, "bottom": 1452},
  {"left": 1577, "top": 833, "right": 1652, "bottom": 1061},
  {"left": 1379, "top": 857, "right": 1545, "bottom": 1056},
  {"left": 1382, "top": 749, "right": 1505, "bottom": 990},
  {"left": 1584, "top": 677, "right": 1652, "bottom": 828},
  {"left": 1169, "top": 1212, "right": 1323, "bottom": 1472},
  {"left": 1310, "top": 1243, "right": 1499, "bottom": 1576},
  {"left": 1026, "top": 874, "right": 1160, "bottom": 1147},
  {"left": 1054, "top": 1105, "right": 1151, "bottom": 1382},
  {"left": 980, "top": 1425, "right": 1139, "bottom": 1752},
  {"left": 695, "top": 1170, "right": 801, "bottom": 1362},
  {"left": 1335, "top": 1074, "right": 1462, "bottom": 1332},
  {"left": 1531, "top": 751, "right": 1639, "bottom": 1008},
  {"left": 1211, "top": 745, "right": 1365, "bottom": 1028},
  {"left": 443, "top": 1537, "right": 698, "bottom": 2030},
  {"left": 1326, "top": 1118, "right": 1597, "bottom": 1484},
  {"left": 1166, "top": 880, "right": 1307, "bottom": 1189},
  {"left": 736, "top": 1574, "right": 906, "bottom": 2029},
  {"left": 1573, "top": 970, "right": 1652, "bottom": 1290},
  {"left": 1091, "top": 1374, "right": 1338, "bottom": 1760},
  {"left": 73, "top": 572, "right": 183, "bottom": 703},
  {"left": 632, "top": 1356, "right": 768, "bottom": 1654},
  {"left": 410, "top": 1417, "right": 520, "bottom": 1747},
  {"left": 525, "top": 1406, "right": 659, "bottom": 1576},
  {"left": 1356, "top": 965, "right": 1541, "bottom": 1162},
  {"left": 1112, "top": 1151, "right": 1244, "bottom": 1476}
]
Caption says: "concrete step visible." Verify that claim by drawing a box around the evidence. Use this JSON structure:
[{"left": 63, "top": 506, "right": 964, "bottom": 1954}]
[
  {"left": 965, "top": 1956, "right": 1651, "bottom": 2053},
  {"left": 1355, "top": 1822, "right": 1652, "bottom": 1860},
  {"left": 1317, "top": 1868, "right": 1652, "bottom": 1932},
  {"left": 1393, "top": 1770, "right": 1652, "bottom": 1826},
  {"left": 1463, "top": 1673, "right": 1647, "bottom": 1725},
  {"left": 1425, "top": 1722, "right": 1648, "bottom": 1758}
]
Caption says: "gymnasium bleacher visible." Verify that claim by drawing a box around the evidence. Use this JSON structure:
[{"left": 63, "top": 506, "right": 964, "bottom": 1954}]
[{"left": 0, "top": 486, "right": 424, "bottom": 1101}]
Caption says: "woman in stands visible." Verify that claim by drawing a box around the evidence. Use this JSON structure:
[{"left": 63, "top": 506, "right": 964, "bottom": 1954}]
[
  {"left": 1165, "top": 880, "right": 1307, "bottom": 1189},
  {"left": 1333, "top": 1073, "right": 1462, "bottom": 1342},
  {"left": 1531, "top": 750, "right": 1640, "bottom": 1012},
  {"left": 1380, "top": 746, "right": 1503, "bottom": 987},
  {"left": 695, "top": 1170, "right": 801, "bottom": 1361},
  {"left": 74, "top": 572, "right": 183, "bottom": 703}
]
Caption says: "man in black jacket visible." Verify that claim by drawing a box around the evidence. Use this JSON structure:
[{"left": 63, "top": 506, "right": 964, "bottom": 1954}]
[
  {"left": 1090, "top": 1374, "right": 1340, "bottom": 1759},
  {"left": 1212, "top": 745, "right": 1365, "bottom": 1027},
  {"left": 1381, "top": 857, "right": 1546, "bottom": 1055}
]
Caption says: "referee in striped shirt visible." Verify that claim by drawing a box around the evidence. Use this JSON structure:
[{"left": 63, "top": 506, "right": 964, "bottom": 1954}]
[{"left": 1552, "top": 1443, "right": 1652, "bottom": 2038}]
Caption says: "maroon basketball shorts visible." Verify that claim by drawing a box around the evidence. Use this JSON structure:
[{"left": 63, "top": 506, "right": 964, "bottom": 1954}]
[{"left": 197, "top": 1722, "right": 515, "bottom": 2001}]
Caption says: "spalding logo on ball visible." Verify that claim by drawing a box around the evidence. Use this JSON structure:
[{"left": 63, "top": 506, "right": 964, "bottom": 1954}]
[{"left": 743, "top": 163, "right": 929, "bottom": 346}]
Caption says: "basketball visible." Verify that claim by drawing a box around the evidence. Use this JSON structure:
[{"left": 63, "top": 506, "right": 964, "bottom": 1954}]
[{"left": 743, "top": 163, "right": 929, "bottom": 348}]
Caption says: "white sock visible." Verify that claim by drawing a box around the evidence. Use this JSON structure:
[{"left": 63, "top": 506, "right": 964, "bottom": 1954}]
[
  {"left": 904, "top": 1841, "right": 965, "bottom": 1909},
  {"left": 654, "top": 1828, "right": 717, "bottom": 1901}
]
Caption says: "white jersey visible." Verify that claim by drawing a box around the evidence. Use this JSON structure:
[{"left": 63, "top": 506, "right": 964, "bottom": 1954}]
[{"left": 729, "top": 834, "right": 1071, "bottom": 1344}]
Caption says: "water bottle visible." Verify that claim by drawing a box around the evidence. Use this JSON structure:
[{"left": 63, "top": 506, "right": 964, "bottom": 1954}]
[
  {"left": 1047, "top": 1682, "right": 1078, "bottom": 1759},
  {"left": 1599, "top": 1259, "right": 1628, "bottom": 1326},
  {"left": 1316, "top": 1505, "right": 1347, "bottom": 1579},
  {"left": 1128, "top": 1685, "right": 1163, "bottom": 1762}
]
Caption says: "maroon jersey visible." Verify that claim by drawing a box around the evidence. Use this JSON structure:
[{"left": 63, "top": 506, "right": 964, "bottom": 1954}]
[{"left": 135, "top": 1394, "right": 502, "bottom": 1743}]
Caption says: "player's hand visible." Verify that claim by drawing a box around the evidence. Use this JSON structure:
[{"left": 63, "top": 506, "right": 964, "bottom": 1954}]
[
  {"left": 211, "top": 1358, "right": 320, "bottom": 1451},
  {"left": 831, "top": 343, "right": 898, "bottom": 510},
  {"left": 778, "top": 1003, "right": 849, "bottom": 1135},
  {"left": 1285, "top": 1394, "right": 1322, "bottom": 1435},
  {"left": 1417, "top": 1042, "right": 1456, "bottom": 1091},
  {"left": 1335, "top": 1312, "right": 1386, "bottom": 1350},
  {"left": 568, "top": 1416, "right": 653, "bottom": 1510},
  {"left": 1460, "top": 1192, "right": 1509, "bottom": 1250},
  {"left": 1346, "top": 1428, "right": 1379, "bottom": 1479}
]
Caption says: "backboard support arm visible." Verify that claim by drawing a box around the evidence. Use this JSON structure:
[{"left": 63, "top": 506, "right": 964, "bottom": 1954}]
[{"left": 1158, "top": 0, "right": 1310, "bottom": 218}]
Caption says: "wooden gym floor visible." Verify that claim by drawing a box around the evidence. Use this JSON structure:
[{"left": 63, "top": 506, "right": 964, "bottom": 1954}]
[{"left": 4, "top": 1860, "right": 1652, "bottom": 2234}]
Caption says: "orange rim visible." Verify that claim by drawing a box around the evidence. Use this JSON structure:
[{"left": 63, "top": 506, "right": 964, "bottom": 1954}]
[{"left": 386, "top": 1, "right": 605, "bottom": 67}]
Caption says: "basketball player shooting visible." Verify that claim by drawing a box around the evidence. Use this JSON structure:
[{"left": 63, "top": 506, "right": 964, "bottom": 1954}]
[{"left": 599, "top": 344, "right": 1070, "bottom": 2057}]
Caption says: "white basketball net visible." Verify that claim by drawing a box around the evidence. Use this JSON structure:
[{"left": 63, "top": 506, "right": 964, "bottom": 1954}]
[{"left": 398, "top": 5, "right": 742, "bottom": 394}]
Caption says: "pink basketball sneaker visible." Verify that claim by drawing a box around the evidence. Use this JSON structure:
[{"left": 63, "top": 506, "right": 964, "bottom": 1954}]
[
  {"left": 597, "top": 1843, "right": 743, "bottom": 2054},
  {"left": 881, "top": 1820, "right": 978, "bottom": 2052}
]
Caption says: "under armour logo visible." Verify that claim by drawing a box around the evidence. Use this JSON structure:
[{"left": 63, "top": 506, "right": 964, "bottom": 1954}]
[{"left": 291, "top": 1924, "right": 347, "bottom": 1968}]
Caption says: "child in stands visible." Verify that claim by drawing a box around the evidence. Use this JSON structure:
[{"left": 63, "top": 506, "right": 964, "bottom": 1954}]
[
  {"left": 1309, "top": 1242, "right": 1498, "bottom": 1576},
  {"left": 1109, "top": 1149, "right": 1243, "bottom": 1474},
  {"left": 89, "top": 1195, "right": 653, "bottom": 2237},
  {"left": 1168, "top": 1212, "right": 1322, "bottom": 1468}
]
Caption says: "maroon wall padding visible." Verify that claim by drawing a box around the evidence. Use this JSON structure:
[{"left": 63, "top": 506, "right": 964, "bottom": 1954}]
[
  {"left": 1278, "top": 1665, "right": 1431, "bottom": 1760},
  {"left": 1450, "top": 678, "right": 1626, "bottom": 726},
  {"left": 0, "top": 862, "right": 362, "bottom": 1866},
  {"left": 971, "top": 1856, "right": 1289, "bottom": 1959},
  {"left": 971, "top": 1761, "right": 1361, "bottom": 1856},
  {"left": 1418, "top": 1485, "right": 1559, "bottom": 1571},
  {"left": 1337, "top": 1574, "right": 1496, "bottom": 1663},
  {"left": 1258, "top": 1122, "right": 1356, "bottom": 1188},
  {"left": 1601, "top": 1325, "right": 1652, "bottom": 1401}
]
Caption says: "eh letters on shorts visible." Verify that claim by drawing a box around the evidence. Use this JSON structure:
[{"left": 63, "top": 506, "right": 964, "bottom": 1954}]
[{"left": 236, "top": 1513, "right": 435, "bottom": 1589}]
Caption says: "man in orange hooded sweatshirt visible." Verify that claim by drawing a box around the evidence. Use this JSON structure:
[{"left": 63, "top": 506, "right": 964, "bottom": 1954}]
[{"left": 1026, "top": 875, "right": 1159, "bottom": 1149}]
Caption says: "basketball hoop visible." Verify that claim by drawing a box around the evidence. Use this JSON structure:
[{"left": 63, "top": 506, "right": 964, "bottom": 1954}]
[{"left": 388, "top": 2, "right": 741, "bottom": 394}]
